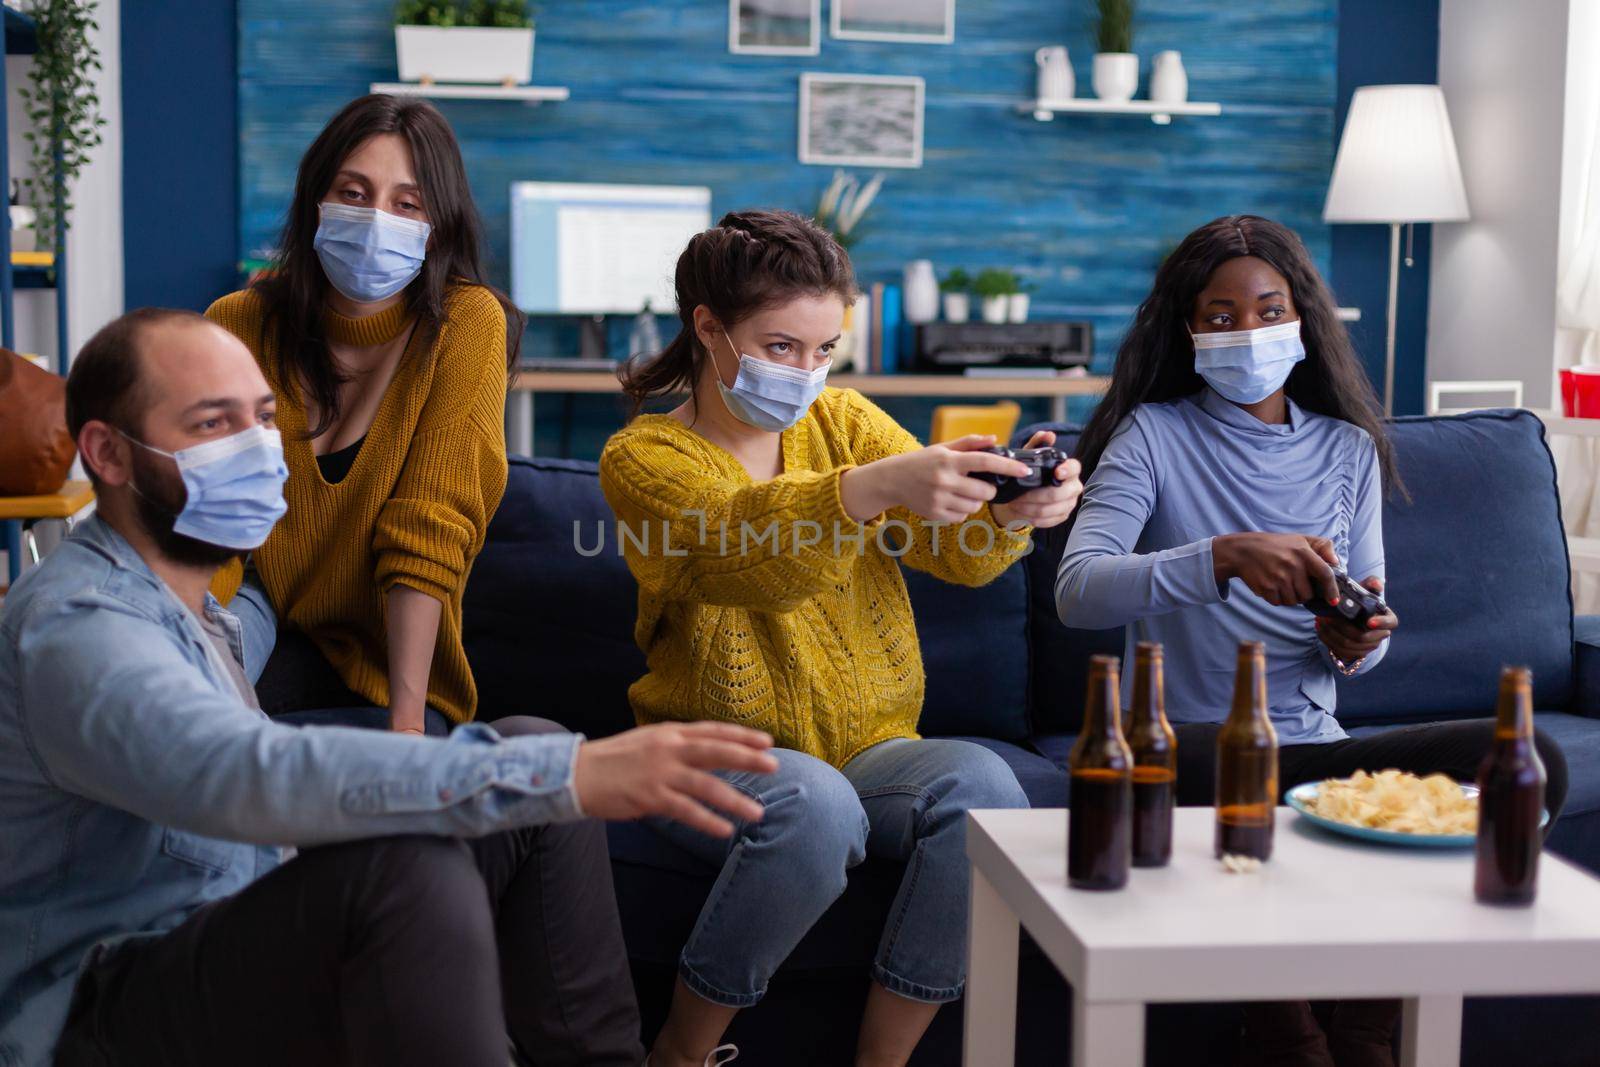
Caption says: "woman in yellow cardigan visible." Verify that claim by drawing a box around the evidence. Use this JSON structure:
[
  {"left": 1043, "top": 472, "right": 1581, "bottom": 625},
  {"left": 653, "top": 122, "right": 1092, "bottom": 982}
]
[
  {"left": 209, "top": 94, "right": 517, "bottom": 735},
  {"left": 600, "top": 211, "right": 1084, "bottom": 1067}
]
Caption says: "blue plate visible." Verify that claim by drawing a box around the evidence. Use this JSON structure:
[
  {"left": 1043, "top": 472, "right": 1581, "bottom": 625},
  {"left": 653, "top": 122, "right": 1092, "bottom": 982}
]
[{"left": 1286, "top": 781, "right": 1549, "bottom": 849}]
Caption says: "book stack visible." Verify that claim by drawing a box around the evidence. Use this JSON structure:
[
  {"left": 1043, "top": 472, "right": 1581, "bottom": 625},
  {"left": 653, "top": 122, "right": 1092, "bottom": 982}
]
[{"left": 839, "top": 282, "right": 905, "bottom": 375}]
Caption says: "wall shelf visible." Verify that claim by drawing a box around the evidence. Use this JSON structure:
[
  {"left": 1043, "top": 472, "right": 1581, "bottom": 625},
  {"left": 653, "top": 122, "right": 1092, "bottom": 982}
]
[
  {"left": 1020, "top": 98, "right": 1222, "bottom": 125},
  {"left": 370, "top": 81, "right": 570, "bottom": 104}
]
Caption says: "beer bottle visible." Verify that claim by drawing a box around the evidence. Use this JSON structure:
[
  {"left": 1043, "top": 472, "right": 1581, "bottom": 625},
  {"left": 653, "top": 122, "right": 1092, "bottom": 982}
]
[
  {"left": 1474, "top": 666, "right": 1545, "bottom": 906},
  {"left": 1215, "top": 641, "right": 1278, "bottom": 861},
  {"left": 1125, "top": 642, "right": 1177, "bottom": 867},
  {"left": 1068, "top": 654, "right": 1134, "bottom": 890}
]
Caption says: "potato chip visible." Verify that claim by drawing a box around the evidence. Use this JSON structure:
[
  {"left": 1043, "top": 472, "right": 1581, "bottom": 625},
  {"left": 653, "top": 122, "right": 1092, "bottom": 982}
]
[{"left": 1307, "top": 769, "right": 1477, "bottom": 836}]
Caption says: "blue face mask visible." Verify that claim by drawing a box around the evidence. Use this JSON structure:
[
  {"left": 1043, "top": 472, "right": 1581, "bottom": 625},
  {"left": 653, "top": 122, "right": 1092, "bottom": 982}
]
[
  {"left": 313, "top": 203, "right": 431, "bottom": 303},
  {"left": 1192, "top": 319, "right": 1306, "bottom": 405},
  {"left": 122, "top": 425, "right": 289, "bottom": 551},
  {"left": 714, "top": 330, "right": 830, "bottom": 432}
]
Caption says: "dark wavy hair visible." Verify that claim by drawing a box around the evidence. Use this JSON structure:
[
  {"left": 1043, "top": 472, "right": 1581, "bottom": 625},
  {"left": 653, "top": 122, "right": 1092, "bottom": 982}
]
[
  {"left": 619, "top": 209, "right": 859, "bottom": 420},
  {"left": 250, "top": 93, "right": 523, "bottom": 437},
  {"left": 1075, "top": 214, "right": 1401, "bottom": 494}
]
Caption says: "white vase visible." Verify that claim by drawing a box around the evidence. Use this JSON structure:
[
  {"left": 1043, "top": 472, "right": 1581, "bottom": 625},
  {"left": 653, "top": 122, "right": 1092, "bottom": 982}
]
[
  {"left": 1092, "top": 52, "right": 1139, "bottom": 103},
  {"left": 395, "top": 25, "right": 535, "bottom": 84},
  {"left": 9, "top": 205, "right": 36, "bottom": 254},
  {"left": 1007, "top": 293, "right": 1030, "bottom": 324},
  {"left": 1150, "top": 50, "right": 1188, "bottom": 104},
  {"left": 1035, "top": 45, "right": 1074, "bottom": 102},
  {"left": 943, "top": 292, "right": 970, "bottom": 323},
  {"left": 980, "top": 295, "right": 1009, "bottom": 324},
  {"left": 903, "top": 260, "right": 939, "bottom": 325}
]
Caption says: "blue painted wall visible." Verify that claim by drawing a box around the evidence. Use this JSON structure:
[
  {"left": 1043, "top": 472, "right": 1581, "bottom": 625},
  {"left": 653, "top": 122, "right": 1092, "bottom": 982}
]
[{"left": 121, "top": 0, "right": 238, "bottom": 312}]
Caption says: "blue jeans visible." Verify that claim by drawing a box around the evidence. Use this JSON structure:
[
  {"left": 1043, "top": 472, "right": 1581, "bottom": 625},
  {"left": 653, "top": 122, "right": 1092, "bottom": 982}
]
[{"left": 650, "top": 738, "right": 1030, "bottom": 1007}]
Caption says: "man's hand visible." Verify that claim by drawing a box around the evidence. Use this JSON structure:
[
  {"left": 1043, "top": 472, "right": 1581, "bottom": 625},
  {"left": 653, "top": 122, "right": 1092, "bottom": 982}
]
[
  {"left": 1315, "top": 575, "right": 1398, "bottom": 663},
  {"left": 990, "top": 429, "right": 1083, "bottom": 530},
  {"left": 573, "top": 722, "right": 778, "bottom": 838},
  {"left": 1213, "top": 532, "right": 1342, "bottom": 606}
]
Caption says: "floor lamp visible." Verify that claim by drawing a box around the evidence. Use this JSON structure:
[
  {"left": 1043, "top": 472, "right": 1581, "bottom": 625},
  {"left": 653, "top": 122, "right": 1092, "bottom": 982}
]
[{"left": 1324, "top": 85, "right": 1470, "bottom": 415}]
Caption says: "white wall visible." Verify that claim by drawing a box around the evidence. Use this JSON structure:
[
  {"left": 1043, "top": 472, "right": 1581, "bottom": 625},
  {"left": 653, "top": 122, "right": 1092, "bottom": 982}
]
[
  {"left": 1427, "top": 0, "right": 1570, "bottom": 409},
  {"left": 3, "top": 0, "right": 122, "bottom": 370}
]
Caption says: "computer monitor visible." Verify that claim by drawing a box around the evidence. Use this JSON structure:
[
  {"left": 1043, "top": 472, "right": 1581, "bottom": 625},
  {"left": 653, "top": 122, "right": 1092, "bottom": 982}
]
[{"left": 510, "top": 181, "right": 713, "bottom": 317}]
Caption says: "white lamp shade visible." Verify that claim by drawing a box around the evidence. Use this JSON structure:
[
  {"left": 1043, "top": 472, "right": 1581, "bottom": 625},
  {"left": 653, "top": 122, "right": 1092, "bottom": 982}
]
[{"left": 1324, "top": 85, "right": 1470, "bottom": 223}]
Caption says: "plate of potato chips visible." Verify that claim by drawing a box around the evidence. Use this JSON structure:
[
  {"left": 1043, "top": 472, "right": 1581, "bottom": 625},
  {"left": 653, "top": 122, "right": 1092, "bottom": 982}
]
[{"left": 1287, "top": 769, "right": 1545, "bottom": 848}]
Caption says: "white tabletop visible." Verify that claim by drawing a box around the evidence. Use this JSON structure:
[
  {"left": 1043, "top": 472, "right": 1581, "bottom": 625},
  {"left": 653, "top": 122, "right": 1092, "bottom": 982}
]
[{"left": 967, "top": 807, "right": 1600, "bottom": 1005}]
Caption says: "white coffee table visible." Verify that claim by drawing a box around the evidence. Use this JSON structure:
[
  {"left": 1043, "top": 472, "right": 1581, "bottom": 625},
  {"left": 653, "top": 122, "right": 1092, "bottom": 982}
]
[{"left": 963, "top": 807, "right": 1600, "bottom": 1067}]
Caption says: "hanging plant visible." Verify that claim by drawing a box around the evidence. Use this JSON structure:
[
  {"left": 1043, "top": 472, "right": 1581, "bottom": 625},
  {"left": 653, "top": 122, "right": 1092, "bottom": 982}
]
[{"left": 17, "top": 0, "right": 106, "bottom": 252}]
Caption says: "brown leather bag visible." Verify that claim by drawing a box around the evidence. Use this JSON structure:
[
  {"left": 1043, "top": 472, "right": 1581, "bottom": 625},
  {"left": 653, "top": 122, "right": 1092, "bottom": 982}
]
[{"left": 0, "top": 348, "right": 74, "bottom": 496}]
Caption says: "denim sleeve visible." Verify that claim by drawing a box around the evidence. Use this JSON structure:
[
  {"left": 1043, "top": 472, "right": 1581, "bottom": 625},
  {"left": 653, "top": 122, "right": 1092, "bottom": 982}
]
[
  {"left": 231, "top": 559, "right": 277, "bottom": 684},
  {"left": 13, "top": 592, "right": 584, "bottom": 845},
  {"left": 1055, "top": 417, "right": 1226, "bottom": 630},
  {"left": 1328, "top": 437, "right": 1389, "bottom": 677}
]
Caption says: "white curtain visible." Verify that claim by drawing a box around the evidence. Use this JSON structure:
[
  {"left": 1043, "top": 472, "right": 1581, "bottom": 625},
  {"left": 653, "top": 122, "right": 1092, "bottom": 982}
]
[{"left": 1556, "top": 14, "right": 1600, "bottom": 614}]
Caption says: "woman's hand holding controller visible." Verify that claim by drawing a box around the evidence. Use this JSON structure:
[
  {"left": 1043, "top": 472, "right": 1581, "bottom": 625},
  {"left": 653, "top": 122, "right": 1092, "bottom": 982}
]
[
  {"left": 1212, "top": 531, "right": 1343, "bottom": 606},
  {"left": 1315, "top": 575, "right": 1399, "bottom": 661},
  {"left": 840, "top": 434, "right": 1031, "bottom": 524}
]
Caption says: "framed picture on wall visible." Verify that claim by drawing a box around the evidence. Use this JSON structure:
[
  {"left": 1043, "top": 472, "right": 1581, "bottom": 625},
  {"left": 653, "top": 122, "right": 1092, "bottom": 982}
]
[
  {"left": 831, "top": 0, "right": 955, "bottom": 44},
  {"left": 798, "top": 73, "right": 925, "bottom": 168},
  {"left": 729, "top": 0, "right": 821, "bottom": 55}
]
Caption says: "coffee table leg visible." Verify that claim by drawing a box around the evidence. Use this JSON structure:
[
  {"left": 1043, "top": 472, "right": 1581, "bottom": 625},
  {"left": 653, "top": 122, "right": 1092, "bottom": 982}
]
[
  {"left": 1072, "top": 993, "right": 1143, "bottom": 1067},
  {"left": 963, "top": 867, "right": 1018, "bottom": 1065},
  {"left": 1400, "top": 994, "right": 1463, "bottom": 1067}
]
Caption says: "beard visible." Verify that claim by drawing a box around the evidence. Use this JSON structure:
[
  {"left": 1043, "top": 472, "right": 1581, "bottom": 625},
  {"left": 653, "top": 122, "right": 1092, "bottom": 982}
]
[{"left": 129, "top": 448, "right": 242, "bottom": 569}]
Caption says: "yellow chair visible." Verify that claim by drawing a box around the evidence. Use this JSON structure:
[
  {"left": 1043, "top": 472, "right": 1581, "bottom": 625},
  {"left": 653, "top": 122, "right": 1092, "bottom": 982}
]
[
  {"left": 929, "top": 401, "right": 1021, "bottom": 445},
  {"left": 1, "top": 480, "right": 95, "bottom": 587}
]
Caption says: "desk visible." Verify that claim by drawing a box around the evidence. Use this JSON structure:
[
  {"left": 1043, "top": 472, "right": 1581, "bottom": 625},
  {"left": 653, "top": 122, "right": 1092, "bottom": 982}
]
[
  {"left": 0, "top": 480, "right": 94, "bottom": 586},
  {"left": 504, "top": 370, "right": 1111, "bottom": 456}
]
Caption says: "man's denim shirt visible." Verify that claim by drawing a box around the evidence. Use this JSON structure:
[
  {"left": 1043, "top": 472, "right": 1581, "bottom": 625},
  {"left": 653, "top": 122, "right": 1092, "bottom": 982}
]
[{"left": 0, "top": 517, "right": 583, "bottom": 1067}]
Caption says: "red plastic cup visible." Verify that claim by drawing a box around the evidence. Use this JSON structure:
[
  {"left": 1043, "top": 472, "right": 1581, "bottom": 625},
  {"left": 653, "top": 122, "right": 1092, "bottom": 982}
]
[{"left": 1569, "top": 366, "right": 1600, "bottom": 418}]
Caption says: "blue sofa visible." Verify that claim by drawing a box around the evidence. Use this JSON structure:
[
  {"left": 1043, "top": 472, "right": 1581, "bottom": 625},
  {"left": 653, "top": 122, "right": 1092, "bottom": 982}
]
[{"left": 463, "top": 408, "right": 1600, "bottom": 1066}]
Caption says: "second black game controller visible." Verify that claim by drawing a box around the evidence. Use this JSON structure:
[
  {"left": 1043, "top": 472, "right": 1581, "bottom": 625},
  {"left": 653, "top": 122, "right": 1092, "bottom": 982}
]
[
  {"left": 1303, "top": 569, "right": 1388, "bottom": 629},
  {"left": 971, "top": 446, "right": 1072, "bottom": 503}
]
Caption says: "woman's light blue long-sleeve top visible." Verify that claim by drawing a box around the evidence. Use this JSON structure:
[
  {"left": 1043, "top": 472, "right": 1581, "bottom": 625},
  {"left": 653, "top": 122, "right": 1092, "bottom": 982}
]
[{"left": 1055, "top": 388, "right": 1386, "bottom": 744}]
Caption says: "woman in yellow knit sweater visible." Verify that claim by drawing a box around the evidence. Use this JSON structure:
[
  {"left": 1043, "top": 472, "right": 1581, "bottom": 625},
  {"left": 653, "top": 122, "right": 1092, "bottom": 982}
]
[
  {"left": 600, "top": 211, "right": 1084, "bottom": 1067},
  {"left": 208, "top": 95, "right": 515, "bottom": 735}
]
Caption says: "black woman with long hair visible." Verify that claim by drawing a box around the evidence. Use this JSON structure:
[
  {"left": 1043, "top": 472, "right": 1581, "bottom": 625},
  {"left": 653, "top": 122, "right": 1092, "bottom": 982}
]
[{"left": 1057, "top": 215, "right": 1568, "bottom": 1065}]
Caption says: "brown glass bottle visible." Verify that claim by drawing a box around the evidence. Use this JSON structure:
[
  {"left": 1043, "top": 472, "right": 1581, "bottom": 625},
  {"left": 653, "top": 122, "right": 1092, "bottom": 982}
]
[
  {"left": 1474, "top": 666, "right": 1546, "bottom": 906},
  {"left": 1124, "top": 642, "right": 1177, "bottom": 867},
  {"left": 1215, "top": 641, "right": 1278, "bottom": 861},
  {"left": 1068, "top": 655, "right": 1134, "bottom": 890}
]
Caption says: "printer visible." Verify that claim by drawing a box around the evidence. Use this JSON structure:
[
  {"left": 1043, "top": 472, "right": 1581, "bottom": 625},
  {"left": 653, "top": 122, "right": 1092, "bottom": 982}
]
[{"left": 912, "top": 321, "right": 1094, "bottom": 373}]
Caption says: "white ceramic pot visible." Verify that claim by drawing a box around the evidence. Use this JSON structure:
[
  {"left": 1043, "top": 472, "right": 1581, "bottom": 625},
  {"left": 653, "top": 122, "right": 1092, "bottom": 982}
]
[
  {"left": 395, "top": 25, "right": 535, "bottom": 85},
  {"left": 1007, "top": 293, "right": 1030, "bottom": 324},
  {"left": 942, "top": 292, "right": 970, "bottom": 323},
  {"left": 1035, "top": 45, "right": 1074, "bottom": 102},
  {"left": 1150, "top": 50, "right": 1188, "bottom": 104},
  {"left": 903, "top": 260, "right": 939, "bottom": 325},
  {"left": 981, "top": 295, "right": 1009, "bottom": 325},
  {"left": 9, "top": 205, "right": 36, "bottom": 254},
  {"left": 1092, "top": 52, "right": 1139, "bottom": 103}
]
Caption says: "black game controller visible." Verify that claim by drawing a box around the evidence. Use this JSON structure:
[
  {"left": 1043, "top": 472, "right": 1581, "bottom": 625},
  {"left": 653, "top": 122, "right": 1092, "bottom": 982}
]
[
  {"left": 971, "top": 446, "right": 1072, "bottom": 503},
  {"left": 1303, "top": 569, "right": 1388, "bottom": 629}
]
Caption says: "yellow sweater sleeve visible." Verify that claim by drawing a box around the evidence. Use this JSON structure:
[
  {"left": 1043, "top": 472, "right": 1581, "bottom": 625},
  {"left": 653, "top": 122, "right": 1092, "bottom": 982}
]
[
  {"left": 373, "top": 286, "right": 510, "bottom": 603},
  {"left": 833, "top": 388, "right": 1032, "bottom": 588},
  {"left": 599, "top": 427, "right": 865, "bottom": 613}
]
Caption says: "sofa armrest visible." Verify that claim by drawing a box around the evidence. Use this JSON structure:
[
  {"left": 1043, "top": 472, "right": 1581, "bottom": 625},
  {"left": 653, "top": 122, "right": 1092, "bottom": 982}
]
[{"left": 1576, "top": 615, "right": 1600, "bottom": 718}]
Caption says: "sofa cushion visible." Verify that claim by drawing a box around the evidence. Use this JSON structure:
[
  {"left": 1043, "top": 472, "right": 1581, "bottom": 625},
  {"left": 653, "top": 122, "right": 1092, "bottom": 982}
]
[
  {"left": 1337, "top": 410, "right": 1574, "bottom": 723},
  {"left": 903, "top": 565, "right": 1031, "bottom": 741},
  {"left": 465, "top": 457, "right": 642, "bottom": 739}
]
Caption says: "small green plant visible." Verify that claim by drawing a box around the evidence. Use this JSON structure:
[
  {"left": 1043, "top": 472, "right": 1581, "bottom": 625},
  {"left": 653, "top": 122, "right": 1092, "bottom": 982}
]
[
  {"left": 939, "top": 268, "right": 971, "bottom": 294},
  {"left": 974, "top": 268, "right": 1020, "bottom": 298},
  {"left": 395, "top": 0, "right": 535, "bottom": 28},
  {"left": 1096, "top": 0, "right": 1134, "bottom": 54},
  {"left": 18, "top": 0, "right": 106, "bottom": 252}
]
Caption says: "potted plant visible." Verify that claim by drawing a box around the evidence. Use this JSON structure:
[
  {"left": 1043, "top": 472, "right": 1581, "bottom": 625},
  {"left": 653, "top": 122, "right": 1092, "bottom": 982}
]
[
  {"left": 940, "top": 268, "right": 971, "bottom": 323},
  {"left": 814, "top": 169, "right": 884, "bottom": 251},
  {"left": 17, "top": 0, "right": 107, "bottom": 254},
  {"left": 974, "top": 268, "right": 1018, "bottom": 325},
  {"left": 394, "top": 1, "right": 537, "bottom": 86},
  {"left": 1007, "top": 279, "right": 1034, "bottom": 324},
  {"left": 1092, "top": 0, "right": 1138, "bottom": 103}
]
